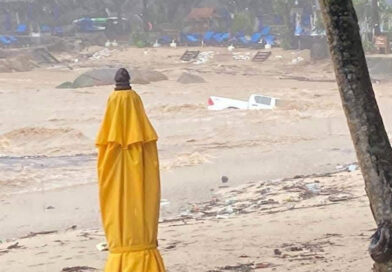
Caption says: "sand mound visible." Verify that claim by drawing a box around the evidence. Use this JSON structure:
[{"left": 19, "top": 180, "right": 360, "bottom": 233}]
[
  {"left": 141, "top": 70, "right": 169, "bottom": 82},
  {"left": 0, "top": 55, "right": 37, "bottom": 73},
  {"left": 0, "top": 127, "right": 93, "bottom": 156},
  {"left": 71, "top": 68, "right": 116, "bottom": 88},
  {"left": 131, "top": 70, "right": 168, "bottom": 85},
  {"left": 0, "top": 48, "right": 59, "bottom": 73},
  {"left": 177, "top": 72, "right": 206, "bottom": 84},
  {"left": 59, "top": 68, "right": 168, "bottom": 88}
]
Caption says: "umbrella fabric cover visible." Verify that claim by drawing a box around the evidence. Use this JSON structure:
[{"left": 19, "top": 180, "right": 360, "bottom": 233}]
[{"left": 96, "top": 90, "right": 166, "bottom": 272}]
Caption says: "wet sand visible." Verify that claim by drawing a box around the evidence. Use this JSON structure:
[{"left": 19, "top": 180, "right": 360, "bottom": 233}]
[{"left": 0, "top": 46, "right": 391, "bottom": 271}]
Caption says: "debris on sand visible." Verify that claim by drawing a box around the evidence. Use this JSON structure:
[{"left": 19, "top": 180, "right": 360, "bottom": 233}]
[
  {"left": 278, "top": 75, "right": 335, "bottom": 83},
  {"left": 7, "top": 242, "right": 22, "bottom": 250},
  {"left": 194, "top": 51, "right": 214, "bottom": 64},
  {"left": 209, "top": 262, "right": 274, "bottom": 272},
  {"left": 96, "top": 242, "right": 108, "bottom": 252},
  {"left": 221, "top": 176, "right": 229, "bottom": 184},
  {"left": 177, "top": 72, "right": 206, "bottom": 84},
  {"left": 291, "top": 56, "right": 305, "bottom": 65},
  {"left": 62, "top": 266, "right": 97, "bottom": 272},
  {"left": 167, "top": 169, "right": 361, "bottom": 224},
  {"left": 89, "top": 48, "right": 115, "bottom": 60},
  {"left": 21, "top": 231, "right": 58, "bottom": 239},
  {"left": 232, "top": 52, "right": 251, "bottom": 61}
]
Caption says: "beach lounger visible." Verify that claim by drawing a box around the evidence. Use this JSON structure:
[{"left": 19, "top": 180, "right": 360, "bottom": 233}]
[{"left": 253, "top": 51, "right": 272, "bottom": 62}]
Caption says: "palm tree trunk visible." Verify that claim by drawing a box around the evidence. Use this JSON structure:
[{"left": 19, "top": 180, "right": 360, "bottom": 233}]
[{"left": 319, "top": 0, "right": 392, "bottom": 271}]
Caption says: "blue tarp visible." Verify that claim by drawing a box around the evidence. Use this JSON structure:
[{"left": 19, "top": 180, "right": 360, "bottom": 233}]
[{"left": 16, "top": 24, "right": 27, "bottom": 33}]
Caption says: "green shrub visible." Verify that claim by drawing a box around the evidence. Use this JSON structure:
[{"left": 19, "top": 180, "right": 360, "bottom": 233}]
[{"left": 231, "top": 12, "right": 254, "bottom": 34}]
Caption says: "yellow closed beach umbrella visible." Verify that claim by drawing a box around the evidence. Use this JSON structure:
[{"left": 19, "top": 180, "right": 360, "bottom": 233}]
[{"left": 96, "top": 68, "right": 166, "bottom": 272}]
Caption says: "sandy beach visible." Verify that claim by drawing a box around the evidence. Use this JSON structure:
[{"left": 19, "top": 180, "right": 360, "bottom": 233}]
[{"left": 1, "top": 46, "right": 392, "bottom": 271}]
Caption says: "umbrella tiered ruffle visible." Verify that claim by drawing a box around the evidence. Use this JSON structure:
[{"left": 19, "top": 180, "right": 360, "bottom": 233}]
[{"left": 97, "top": 90, "right": 165, "bottom": 272}]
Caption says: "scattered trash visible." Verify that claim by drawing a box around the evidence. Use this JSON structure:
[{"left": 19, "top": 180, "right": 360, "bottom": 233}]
[
  {"left": 160, "top": 199, "right": 170, "bottom": 207},
  {"left": 21, "top": 230, "right": 57, "bottom": 239},
  {"left": 208, "top": 94, "right": 277, "bottom": 110},
  {"left": 225, "top": 206, "right": 234, "bottom": 214},
  {"left": 232, "top": 52, "right": 251, "bottom": 61},
  {"left": 209, "top": 262, "right": 275, "bottom": 271},
  {"left": 62, "top": 266, "right": 97, "bottom": 272},
  {"left": 211, "top": 263, "right": 259, "bottom": 272},
  {"left": 255, "top": 262, "right": 272, "bottom": 269},
  {"left": 278, "top": 75, "right": 335, "bottom": 83},
  {"left": 66, "top": 225, "right": 78, "bottom": 231},
  {"left": 225, "top": 199, "right": 236, "bottom": 205},
  {"left": 89, "top": 48, "right": 115, "bottom": 60},
  {"left": 304, "top": 183, "right": 321, "bottom": 195},
  {"left": 291, "top": 56, "right": 305, "bottom": 65},
  {"left": 289, "top": 246, "right": 303, "bottom": 251},
  {"left": 7, "top": 242, "right": 22, "bottom": 250},
  {"left": 46, "top": 205, "right": 55, "bottom": 210},
  {"left": 96, "top": 242, "right": 108, "bottom": 252},
  {"left": 347, "top": 164, "right": 358, "bottom": 172},
  {"left": 165, "top": 243, "right": 177, "bottom": 250},
  {"left": 180, "top": 210, "right": 191, "bottom": 217},
  {"left": 221, "top": 176, "right": 229, "bottom": 184},
  {"left": 328, "top": 194, "right": 353, "bottom": 202},
  {"left": 216, "top": 214, "right": 230, "bottom": 219},
  {"left": 194, "top": 51, "right": 214, "bottom": 64}
]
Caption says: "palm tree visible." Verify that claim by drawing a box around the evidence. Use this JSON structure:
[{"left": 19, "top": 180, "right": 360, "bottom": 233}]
[{"left": 320, "top": 0, "right": 392, "bottom": 271}]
